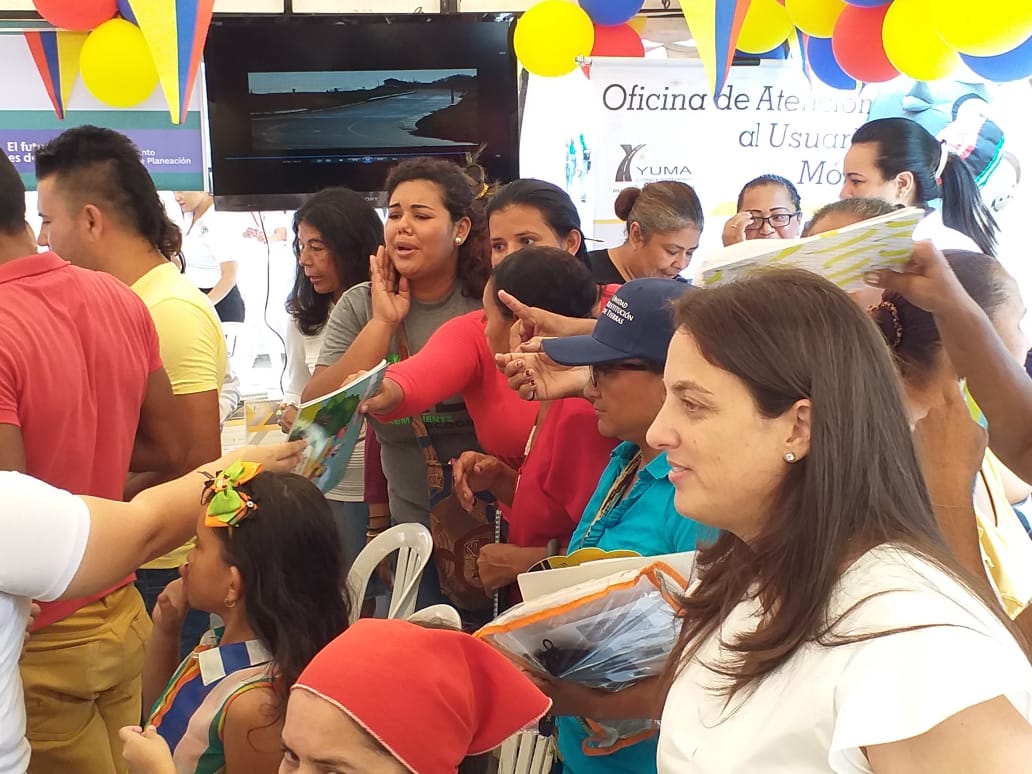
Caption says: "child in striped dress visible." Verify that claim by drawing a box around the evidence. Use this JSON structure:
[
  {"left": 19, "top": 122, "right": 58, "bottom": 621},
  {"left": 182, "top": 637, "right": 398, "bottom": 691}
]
[{"left": 121, "top": 462, "right": 350, "bottom": 774}]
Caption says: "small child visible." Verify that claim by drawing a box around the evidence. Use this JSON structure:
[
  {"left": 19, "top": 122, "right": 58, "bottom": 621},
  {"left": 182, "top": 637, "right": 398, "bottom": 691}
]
[{"left": 121, "top": 461, "right": 349, "bottom": 774}]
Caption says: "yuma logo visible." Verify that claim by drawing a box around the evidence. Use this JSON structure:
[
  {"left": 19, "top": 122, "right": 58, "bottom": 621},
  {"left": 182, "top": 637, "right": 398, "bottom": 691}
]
[{"left": 615, "top": 144, "right": 691, "bottom": 183}]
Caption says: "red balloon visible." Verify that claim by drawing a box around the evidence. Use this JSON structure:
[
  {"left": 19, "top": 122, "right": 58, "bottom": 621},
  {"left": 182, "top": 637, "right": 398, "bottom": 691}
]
[
  {"left": 590, "top": 23, "right": 645, "bottom": 57},
  {"left": 831, "top": 3, "right": 898, "bottom": 82},
  {"left": 33, "top": 0, "right": 116, "bottom": 31}
]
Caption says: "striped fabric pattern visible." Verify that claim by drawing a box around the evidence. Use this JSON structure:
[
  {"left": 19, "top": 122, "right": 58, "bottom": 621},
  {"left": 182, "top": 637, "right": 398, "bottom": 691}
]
[{"left": 148, "top": 629, "right": 274, "bottom": 774}]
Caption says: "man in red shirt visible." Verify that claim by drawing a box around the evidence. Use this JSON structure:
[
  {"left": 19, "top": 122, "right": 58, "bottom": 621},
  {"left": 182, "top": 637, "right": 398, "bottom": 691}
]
[{"left": 0, "top": 154, "right": 182, "bottom": 773}]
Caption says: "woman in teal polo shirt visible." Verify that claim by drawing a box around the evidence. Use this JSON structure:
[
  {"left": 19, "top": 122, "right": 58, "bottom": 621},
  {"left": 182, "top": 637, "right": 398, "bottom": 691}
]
[{"left": 535, "top": 278, "right": 717, "bottom": 774}]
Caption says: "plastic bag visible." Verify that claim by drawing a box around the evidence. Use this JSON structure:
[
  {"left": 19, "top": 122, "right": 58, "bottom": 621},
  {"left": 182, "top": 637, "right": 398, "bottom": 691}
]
[{"left": 475, "top": 561, "right": 692, "bottom": 754}]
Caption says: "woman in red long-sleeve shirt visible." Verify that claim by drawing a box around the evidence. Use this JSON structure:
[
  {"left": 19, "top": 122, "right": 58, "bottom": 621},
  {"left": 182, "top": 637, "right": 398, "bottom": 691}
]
[{"left": 362, "top": 179, "right": 596, "bottom": 466}]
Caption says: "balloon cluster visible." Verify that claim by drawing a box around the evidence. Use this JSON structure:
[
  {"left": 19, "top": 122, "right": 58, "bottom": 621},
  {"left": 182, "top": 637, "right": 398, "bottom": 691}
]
[
  {"left": 516, "top": 0, "right": 1032, "bottom": 86},
  {"left": 32, "top": 0, "right": 157, "bottom": 107},
  {"left": 515, "top": 0, "right": 645, "bottom": 77}
]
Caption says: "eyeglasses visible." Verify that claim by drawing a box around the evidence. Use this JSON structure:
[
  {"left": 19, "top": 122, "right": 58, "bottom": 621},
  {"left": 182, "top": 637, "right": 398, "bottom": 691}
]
[
  {"left": 589, "top": 362, "right": 656, "bottom": 387},
  {"left": 744, "top": 212, "right": 801, "bottom": 231}
]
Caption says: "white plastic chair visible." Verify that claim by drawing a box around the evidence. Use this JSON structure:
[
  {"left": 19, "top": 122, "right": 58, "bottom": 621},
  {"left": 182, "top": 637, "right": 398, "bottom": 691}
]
[
  {"left": 345, "top": 523, "right": 433, "bottom": 624},
  {"left": 497, "top": 730, "right": 556, "bottom": 774},
  {"left": 407, "top": 604, "right": 462, "bottom": 630}
]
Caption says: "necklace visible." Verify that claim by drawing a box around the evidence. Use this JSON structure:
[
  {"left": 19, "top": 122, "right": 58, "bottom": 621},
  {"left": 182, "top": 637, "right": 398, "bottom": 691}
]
[{"left": 575, "top": 450, "right": 643, "bottom": 549}]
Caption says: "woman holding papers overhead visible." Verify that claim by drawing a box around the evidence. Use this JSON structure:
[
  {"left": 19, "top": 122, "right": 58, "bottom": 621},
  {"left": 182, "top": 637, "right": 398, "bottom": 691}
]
[
  {"left": 525, "top": 278, "right": 717, "bottom": 774},
  {"left": 842, "top": 117, "right": 998, "bottom": 255},
  {"left": 648, "top": 269, "right": 1032, "bottom": 773}
]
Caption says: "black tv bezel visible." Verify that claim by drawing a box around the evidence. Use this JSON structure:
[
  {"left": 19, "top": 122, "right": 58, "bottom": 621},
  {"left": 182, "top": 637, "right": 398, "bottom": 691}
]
[{"left": 204, "top": 13, "right": 519, "bottom": 211}]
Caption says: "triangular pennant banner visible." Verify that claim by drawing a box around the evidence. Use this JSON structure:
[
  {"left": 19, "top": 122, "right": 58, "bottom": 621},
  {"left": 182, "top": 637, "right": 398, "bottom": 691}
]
[
  {"left": 128, "top": 0, "right": 214, "bottom": 124},
  {"left": 678, "top": 0, "right": 753, "bottom": 97},
  {"left": 24, "top": 30, "right": 88, "bottom": 120}
]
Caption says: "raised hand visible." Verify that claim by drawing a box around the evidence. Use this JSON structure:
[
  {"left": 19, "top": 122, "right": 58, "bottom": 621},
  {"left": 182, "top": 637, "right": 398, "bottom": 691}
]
[
  {"left": 497, "top": 290, "right": 594, "bottom": 342},
  {"left": 721, "top": 212, "right": 753, "bottom": 246},
  {"left": 495, "top": 351, "right": 589, "bottom": 402},
  {"left": 369, "top": 245, "right": 410, "bottom": 327},
  {"left": 217, "top": 439, "right": 307, "bottom": 473},
  {"left": 863, "top": 241, "right": 972, "bottom": 315},
  {"left": 360, "top": 378, "right": 404, "bottom": 417}
]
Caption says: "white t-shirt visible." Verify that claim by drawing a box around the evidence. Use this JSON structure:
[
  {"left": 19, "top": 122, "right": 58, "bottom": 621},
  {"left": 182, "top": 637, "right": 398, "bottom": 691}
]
[
  {"left": 913, "top": 209, "right": 982, "bottom": 253},
  {"left": 182, "top": 212, "right": 237, "bottom": 290},
  {"left": 283, "top": 320, "right": 364, "bottom": 502},
  {"left": 657, "top": 545, "right": 1032, "bottom": 773},
  {"left": 0, "top": 472, "right": 90, "bottom": 773}
]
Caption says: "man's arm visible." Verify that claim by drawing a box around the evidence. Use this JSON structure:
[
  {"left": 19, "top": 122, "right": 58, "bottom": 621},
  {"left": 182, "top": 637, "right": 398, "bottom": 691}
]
[
  {"left": 125, "top": 389, "right": 221, "bottom": 499},
  {"left": 129, "top": 367, "right": 185, "bottom": 476},
  {"left": 0, "top": 424, "right": 26, "bottom": 473}
]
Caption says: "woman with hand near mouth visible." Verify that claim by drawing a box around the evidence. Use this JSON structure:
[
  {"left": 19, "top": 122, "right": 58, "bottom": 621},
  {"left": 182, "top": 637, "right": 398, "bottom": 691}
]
[
  {"left": 280, "top": 187, "right": 384, "bottom": 576},
  {"left": 302, "top": 158, "right": 491, "bottom": 609}
]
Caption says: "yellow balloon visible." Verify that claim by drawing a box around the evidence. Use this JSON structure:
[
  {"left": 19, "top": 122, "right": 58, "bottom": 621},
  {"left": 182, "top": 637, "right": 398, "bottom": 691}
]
[
  {"left": 515, "top": 0, "right": 595, "bottom": 77},
  {"left": 628, "top": 14, "right": 647, "bottom": 35},
  {"left": 737, "top": 0, "right": 794, "bottom": 54},
  {"left": 785, "top": 0, "right": 846, "bottom": 38},
  {"left": 80, "top": 18, "right": 157, "bottom": 108},
  {"left": 884, "top": 0, "right": 960, "bottom": 82},
  {"left": 936, "top": 0, "right": 1032, "bottom": 56}
]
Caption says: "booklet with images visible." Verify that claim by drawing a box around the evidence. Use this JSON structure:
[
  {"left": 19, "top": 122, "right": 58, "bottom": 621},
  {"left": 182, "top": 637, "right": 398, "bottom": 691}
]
[
  {"left": 697, "top": 206, "right": 925, "bottom": 292},
  {"left": 288, "top": 361, "right": 387, "bottom": 494}
]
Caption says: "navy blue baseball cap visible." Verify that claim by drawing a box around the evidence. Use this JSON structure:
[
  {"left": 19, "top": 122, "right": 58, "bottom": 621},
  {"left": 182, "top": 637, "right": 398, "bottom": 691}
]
[{"left": 542, "top": 278, "right": 693, "bottom": 366}]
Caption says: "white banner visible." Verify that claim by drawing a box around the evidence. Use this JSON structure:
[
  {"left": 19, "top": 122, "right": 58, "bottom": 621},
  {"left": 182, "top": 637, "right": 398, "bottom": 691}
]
[{"left": 585, "top": 59, "right": 872, "bottom": 250}]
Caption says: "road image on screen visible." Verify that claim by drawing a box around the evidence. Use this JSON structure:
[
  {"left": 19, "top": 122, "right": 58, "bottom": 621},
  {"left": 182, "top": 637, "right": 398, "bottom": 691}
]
[{"left": 248, "top": 69, "right": 479, "bottom": 152}]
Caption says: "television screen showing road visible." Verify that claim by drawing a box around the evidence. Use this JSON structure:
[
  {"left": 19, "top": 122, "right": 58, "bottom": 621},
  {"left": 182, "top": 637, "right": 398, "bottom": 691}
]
[{"left": 248, "top": 69, "right": 479, "bottom": 151}]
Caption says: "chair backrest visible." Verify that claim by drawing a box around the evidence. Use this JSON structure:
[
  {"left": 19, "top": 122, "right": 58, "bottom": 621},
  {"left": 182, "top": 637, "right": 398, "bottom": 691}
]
[
  {"left": 407, "top": 604, "right": 462, "bottom": 630},
  {"left": 345, "top": 523, "right": 433, "bottom": 624},
  {"left": 497, "top": 730, "right": 556, "bottom": 774}
]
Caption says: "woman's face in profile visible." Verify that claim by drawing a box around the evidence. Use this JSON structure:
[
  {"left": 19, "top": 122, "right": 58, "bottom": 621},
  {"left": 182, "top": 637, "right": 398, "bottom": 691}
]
[{"left": 279, "top": 689, "right": 410, "bottom": 774}]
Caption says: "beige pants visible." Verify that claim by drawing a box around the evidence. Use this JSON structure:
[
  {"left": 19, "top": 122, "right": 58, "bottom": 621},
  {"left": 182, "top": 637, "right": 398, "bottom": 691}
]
[{"left": 21, "top": 584, "right": 152, "bottom": 774}]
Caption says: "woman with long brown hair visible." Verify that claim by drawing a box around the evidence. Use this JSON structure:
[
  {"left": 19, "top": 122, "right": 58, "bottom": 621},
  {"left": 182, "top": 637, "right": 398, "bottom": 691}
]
[{"left": 647, "top": 269, "right": 1032, "bottom": 772}]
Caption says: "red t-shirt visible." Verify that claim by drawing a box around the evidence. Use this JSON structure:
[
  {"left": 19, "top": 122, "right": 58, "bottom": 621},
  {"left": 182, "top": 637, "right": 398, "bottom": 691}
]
[
  {"left": 380, "top": 310, "right": 537, "bottom": 468},
  {"left": 0, "top": 253, "right": 162, "bottom": 627},
  {"left": 506, "top": 398, "right": 618, "bottom": 548}
]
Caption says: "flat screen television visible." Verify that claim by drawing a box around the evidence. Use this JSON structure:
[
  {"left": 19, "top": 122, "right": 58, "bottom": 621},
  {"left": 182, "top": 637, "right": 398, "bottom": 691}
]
[{"left": 204, "top": 14, "right": 519, "bottom": 210}]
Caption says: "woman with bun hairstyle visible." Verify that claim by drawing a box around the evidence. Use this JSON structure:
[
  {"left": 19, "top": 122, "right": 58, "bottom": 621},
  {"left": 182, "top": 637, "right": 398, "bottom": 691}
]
[
  {"left": 589, "top": 182, "right": 703, "bottom": 284},
  {"left": 722, "top": 174, "right": 804, "bottom": 246},
  {"left": 870, "top": 250, "right": 1032, "bottom": 634},
  {"left": 842, "top": 117, "right": 999, "bottom": 255}
]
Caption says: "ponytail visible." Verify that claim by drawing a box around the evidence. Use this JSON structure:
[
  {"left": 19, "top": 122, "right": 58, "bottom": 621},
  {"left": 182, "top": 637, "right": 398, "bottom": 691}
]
[{"left": 939, "top": 153, "right": 999, "bottom": 257}]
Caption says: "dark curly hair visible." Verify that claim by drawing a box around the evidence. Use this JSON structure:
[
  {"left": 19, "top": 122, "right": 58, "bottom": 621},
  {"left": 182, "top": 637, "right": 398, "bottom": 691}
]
[
  {"left": 208, "top": 471, "right": 349, "bottom": 707},
  {"left": 34, "top": 125, "right": 182, "bottom": 259},
  {"left": 287, "top": 188, "right": 383, "bottom": 336},
  {"left": 385, "top": 157, "right": 492, "bottom": 300}
]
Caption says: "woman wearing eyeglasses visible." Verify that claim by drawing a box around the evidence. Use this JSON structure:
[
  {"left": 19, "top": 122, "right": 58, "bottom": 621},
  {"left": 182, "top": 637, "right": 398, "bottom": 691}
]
[
  {"left": 527, "top": 278, "right": 718, "bottom": 774},
  {"left": 721, "top": 174, "right": 804, "bottom": 246}
]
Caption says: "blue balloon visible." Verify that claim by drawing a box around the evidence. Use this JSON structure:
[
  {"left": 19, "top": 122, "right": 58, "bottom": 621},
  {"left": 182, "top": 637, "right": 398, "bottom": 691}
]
[
  {"left": 117, "top": 0, "right": 137, "bottom": 24},
  {"left": 578, "top": 0, "right": 644, "bottom": 27},
  {"left": 962, "top": 35, "right": 1032, "bottom": 82},
  {"left": 806, "top": 35, "right": 857, "bottom": 90}
]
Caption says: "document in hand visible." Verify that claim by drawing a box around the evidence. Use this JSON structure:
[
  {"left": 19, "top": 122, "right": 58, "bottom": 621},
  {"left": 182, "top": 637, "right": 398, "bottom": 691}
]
[
  {"left": 698, "top": 206, "right": 925, "bottom": 292},
  {"left": 476, "top": 561, "right": 695, "bottom": 754},
  {"left": 288, "top": 361, "right": 387, "bottom": 493}
]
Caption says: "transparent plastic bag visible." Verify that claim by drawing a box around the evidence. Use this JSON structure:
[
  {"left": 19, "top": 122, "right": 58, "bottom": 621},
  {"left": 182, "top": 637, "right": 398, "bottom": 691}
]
[{"left": 475, "top": 561, "right": 692, "bottom": 753}]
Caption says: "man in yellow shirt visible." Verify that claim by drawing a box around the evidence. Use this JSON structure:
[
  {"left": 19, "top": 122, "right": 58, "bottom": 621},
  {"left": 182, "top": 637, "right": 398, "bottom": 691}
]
[{"left": 33, "top": 126, "right": 227, "bottom": 774}]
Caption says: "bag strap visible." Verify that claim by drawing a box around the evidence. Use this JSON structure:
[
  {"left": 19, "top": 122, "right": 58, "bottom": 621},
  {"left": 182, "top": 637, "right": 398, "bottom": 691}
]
[{"left": 396, "top": 324, "right": 443, "bottom": 468}]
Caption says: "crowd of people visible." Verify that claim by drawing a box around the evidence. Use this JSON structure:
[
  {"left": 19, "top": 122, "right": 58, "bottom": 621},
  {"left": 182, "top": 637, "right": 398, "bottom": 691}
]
[{"left": 1, "top": 112, "right": 1031, "bottom": 774}]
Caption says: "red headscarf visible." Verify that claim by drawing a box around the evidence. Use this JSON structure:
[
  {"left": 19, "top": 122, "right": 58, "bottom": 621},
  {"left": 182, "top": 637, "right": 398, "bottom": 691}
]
[{"left": 293, "top": 618, "right": 551, "bottom": 773}]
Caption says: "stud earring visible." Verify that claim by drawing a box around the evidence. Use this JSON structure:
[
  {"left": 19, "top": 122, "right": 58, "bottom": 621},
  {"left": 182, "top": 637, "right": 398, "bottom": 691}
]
[
  {"left": 784, "top": 452, "right": 796, "bottom": 463},
  {"left": 455, "top": 237, "right": 462, "bottom": 244}
]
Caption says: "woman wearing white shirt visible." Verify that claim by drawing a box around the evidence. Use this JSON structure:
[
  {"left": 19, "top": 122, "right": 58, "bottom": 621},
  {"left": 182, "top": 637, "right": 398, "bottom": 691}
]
[
  {"left": 841, "top": 117, "right": 997, "bottom": 256},
  {"left": 174, "top": 191, "right": 246, "bottom": 322},
  {"left": 281, "top": 187, "right": 384, "bottom": 573},
  {"left": 645, "top": 269, "right": 1032, "bottom": 773}
]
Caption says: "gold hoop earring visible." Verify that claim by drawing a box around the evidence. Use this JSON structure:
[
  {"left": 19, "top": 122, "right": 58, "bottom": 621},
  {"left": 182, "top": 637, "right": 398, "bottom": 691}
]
[{"left": 224, "top": 597, "right": 236, "bottom": 609}]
